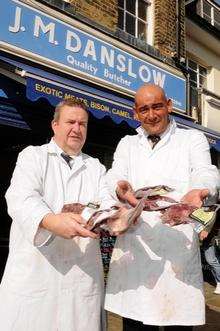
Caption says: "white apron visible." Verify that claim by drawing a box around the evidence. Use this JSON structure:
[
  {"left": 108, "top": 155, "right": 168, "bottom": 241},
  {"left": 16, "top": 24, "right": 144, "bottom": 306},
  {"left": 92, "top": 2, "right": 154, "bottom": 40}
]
[
  {"left": 105, "top": 211, "right": 205, "bottom": 325},
  {"left": 0, "top": 140, "right": 112, "bottom": 331},
  {"left": 104, "top": 121, "right": 220, "bottom": 326}
]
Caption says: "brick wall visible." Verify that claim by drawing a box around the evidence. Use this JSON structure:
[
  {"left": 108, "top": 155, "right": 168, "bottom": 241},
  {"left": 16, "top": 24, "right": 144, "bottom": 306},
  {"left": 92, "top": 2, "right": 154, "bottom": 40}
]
[
  {"left": 154, "top": 0, "right": 185, "bottom": 59},
  {"left": 63, "top": 0, "right": 185, "bottom": 61},
  {"left": 69, "top": 0, "right": 118, "bottom": 31}
]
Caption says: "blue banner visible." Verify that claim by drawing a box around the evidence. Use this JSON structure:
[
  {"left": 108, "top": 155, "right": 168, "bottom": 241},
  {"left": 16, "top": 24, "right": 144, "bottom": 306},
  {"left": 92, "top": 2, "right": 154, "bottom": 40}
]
[
  {"left": 26, "top": 77, "right": 220, "bottom": 150},
  {"left": 0, "top": 0, "right": 186, "bottom": 112},
  {"left": 26, "top": 77, "right": 139, "bottom": 128}
]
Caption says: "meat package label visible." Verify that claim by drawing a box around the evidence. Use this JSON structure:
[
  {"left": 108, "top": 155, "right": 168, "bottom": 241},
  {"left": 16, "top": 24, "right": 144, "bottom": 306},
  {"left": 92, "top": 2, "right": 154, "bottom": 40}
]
[
  {"left": 190, "top": 206, "right": 218, "bottom": 225},
  {"left": 151, "top": 188, "right": 171, "bottom": 196}
]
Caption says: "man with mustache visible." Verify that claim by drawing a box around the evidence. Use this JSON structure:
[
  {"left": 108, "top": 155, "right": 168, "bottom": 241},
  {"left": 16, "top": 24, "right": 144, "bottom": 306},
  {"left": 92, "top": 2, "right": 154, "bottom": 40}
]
[{"left": 105, "top": 84, "right": 220, "bottom": 331}]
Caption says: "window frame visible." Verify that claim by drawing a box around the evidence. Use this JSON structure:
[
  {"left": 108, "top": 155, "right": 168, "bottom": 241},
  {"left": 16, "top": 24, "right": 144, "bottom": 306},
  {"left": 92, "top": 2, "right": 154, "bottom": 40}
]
[
  {"left": 199, "top": 0, "right": 220, "bottom": 29},
  {"left": 118, "top": 0, "right": 151, "bottom": 43},
  {"left": 186, "top": 57, "right": 208, "bottom": 110}
]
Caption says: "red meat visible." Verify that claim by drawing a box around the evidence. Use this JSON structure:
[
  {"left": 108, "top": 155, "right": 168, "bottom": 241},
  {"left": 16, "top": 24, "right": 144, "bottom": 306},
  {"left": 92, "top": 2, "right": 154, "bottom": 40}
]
[{"left": 161, "top": 203, "right": 197, "bottom": 226}]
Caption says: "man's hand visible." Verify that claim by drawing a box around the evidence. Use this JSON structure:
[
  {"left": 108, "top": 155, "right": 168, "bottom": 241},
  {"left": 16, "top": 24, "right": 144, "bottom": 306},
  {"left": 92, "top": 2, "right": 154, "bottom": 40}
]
[
  {"left": 40, "top": 213, "right": 98, "bottom": 239},
  {"left": 116, "top": 180, "right": 138, "bottom": 207},
  {"left": 199, "top": 230, "right": 209, "bottom": 241},
  {"left": 106, "top": 206, "right": 139, "bottom": 236},
  {"left": 181, "top": 189, "right": 209, "bottom": 208}
]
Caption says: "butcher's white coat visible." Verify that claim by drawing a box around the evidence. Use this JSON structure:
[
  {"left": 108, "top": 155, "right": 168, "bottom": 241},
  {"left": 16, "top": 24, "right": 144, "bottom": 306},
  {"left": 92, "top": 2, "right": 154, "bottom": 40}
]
[
  {"left": 105, "top": 120, "right": 220, "bottom": 326},
  {"left": 0, "top": 140, "right": 114, "bottom": 331}
]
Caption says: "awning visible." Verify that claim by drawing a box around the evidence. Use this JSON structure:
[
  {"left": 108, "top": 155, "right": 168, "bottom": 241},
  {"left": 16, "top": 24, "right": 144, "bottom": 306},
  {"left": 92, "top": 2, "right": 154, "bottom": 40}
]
[
  {"left": 0, "top": 73, "right": 30, "bottom": 129},
  {"left": 0, "top": 101, "right": 30, "bottom": 129},
  {"left": 0, "top": 55, "right": 139, "bottom": 129},
  {"left": 1, "top": 54, "right": 220, "bottom": 150},
  {"left": 26, "top": 77, "right": 138, "bottom": 127}
]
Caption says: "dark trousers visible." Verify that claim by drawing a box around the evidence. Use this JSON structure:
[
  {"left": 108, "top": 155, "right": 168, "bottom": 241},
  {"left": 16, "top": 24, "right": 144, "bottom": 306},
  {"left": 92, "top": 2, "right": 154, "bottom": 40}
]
[{"left": 123, "top": 317, "right": 193, "bottom": 331}]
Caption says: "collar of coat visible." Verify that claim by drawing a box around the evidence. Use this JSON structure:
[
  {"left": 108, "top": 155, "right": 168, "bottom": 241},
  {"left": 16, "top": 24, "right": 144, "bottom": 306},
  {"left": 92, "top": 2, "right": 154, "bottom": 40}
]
[
  {"left": 47, "top": 139, "right": 87, "bottom": 166},
  {"left": 136, "top": 119, "right": 177, "bottom": 149},
  {"left": 136, "top": 118, "right": 176, "bottom": 139}
]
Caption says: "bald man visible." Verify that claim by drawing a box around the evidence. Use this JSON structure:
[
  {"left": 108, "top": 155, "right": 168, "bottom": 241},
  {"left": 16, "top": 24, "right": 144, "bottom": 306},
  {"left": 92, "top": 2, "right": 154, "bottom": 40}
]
[{"left": 105, "top": 84, "right": 220, "bottom": 331}]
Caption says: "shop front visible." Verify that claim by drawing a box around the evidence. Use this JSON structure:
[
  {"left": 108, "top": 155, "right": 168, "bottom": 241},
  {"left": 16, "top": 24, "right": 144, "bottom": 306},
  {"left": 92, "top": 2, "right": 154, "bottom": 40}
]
[{"left": 0, "top": 0, "right": 220, "bottom": 278}]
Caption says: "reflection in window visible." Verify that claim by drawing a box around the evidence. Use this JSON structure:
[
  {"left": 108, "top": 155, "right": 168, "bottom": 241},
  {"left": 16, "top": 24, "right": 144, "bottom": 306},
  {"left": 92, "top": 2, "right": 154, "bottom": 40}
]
[{"left": 118, "top": 0, "right": 149, "bottom": 41}]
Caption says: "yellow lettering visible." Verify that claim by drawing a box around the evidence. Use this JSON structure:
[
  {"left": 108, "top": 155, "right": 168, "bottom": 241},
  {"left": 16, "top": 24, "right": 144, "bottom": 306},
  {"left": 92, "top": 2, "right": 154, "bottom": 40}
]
[
  {"left": 45, "top": 87, "right": 51, "bottom": 94},
  {"left": 90, "top": 101, "right": 110, "bottom": 112},
  {"left": 112, "top": 108, "right": 132, "bottom": 118},
  {"left": 35, "top": 83, "right": 64, "bottom": 98},
  {"left": 35, "top": 83, "right": 42, "bottom": 91},
  {"left": 64, "top": 94, "right": 89, "bottom": 107},
  {"left": 64, "top": 93, "right": 75, "bottom": 100}
]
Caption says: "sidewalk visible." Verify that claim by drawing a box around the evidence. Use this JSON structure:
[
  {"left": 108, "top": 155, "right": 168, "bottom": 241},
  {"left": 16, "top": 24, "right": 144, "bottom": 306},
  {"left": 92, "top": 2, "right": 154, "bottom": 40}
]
[
  {"left": 195, "top": 282, "right": 220, "bottom": 331},
  {"left": 108, "top": 282, "right": 220, "bottom": 331}
]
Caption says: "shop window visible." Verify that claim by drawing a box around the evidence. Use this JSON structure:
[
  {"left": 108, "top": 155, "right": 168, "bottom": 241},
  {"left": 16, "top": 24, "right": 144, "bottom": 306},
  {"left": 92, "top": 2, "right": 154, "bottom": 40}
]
[
  {"left": 186, "top": 58, "right": 207, "bottom": 112},
  {"left": 118, "top": 0, "right": 150, "bottom": 42},
  {"left": 199, "top": 0, "right": 220, "bottom": 30}
]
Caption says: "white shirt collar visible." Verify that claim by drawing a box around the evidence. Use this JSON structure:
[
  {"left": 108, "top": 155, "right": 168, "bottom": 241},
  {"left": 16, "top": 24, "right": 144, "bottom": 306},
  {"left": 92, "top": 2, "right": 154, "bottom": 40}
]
[
  {"left": 136, "top": 118, "right": 176, "bottom": 140},
  {"left": 50, "top": 138, "right": 80, "bottom": 159}
]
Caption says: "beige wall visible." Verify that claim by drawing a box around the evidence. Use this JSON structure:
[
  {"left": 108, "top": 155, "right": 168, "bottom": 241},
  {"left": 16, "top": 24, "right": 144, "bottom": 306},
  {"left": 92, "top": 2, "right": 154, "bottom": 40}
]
[
  {"left": 186, "top": 20, "right": 220, "bottom": 133},
  {"left": 210, "top": 68, "right": 220, "bottom": 95},
  {"left": 187, "top": 37, "right": 220, "bottom": 92},
  {"left": 201, "top": 95, "right": 220, "bottom": 132}
]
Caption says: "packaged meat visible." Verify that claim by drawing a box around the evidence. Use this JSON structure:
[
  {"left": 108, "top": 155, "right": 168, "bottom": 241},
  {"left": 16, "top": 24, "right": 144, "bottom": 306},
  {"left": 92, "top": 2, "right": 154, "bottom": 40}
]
[
  {"left": 134, "top": 185, "right": 219, "bottom": 234},
  {"left": 161, "top": 202, "right": 220, "bottom": 233},
  {"left": 161, "top": 203, "right": 197, "bottom": 226},
  {"left": 134, "top": 185, "right": 177, "bottom": 211},
  {"left": 61, "top": 199, "right": 145, "bottom": 235},
  {"left": 135, "top": 185, "right": 174, "bottom": 199}
]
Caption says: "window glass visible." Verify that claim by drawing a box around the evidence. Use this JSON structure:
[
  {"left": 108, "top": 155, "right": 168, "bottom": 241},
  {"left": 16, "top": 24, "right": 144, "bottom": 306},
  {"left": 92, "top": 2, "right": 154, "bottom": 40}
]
[
  {"left": 118, "top": 0, "right": 149, "bottom": 41},
  {"left": 188, "top": 69, "right": 197, "bottom": 84},
  {"left": 199, "top": 65, "right": 207, "bottom": 77},
  {"left": 126, "top": 13, "right": 135, "bottom": 36},
  {"left": 188, "top": 59, "right": 197, "bottom": 70},
  {"left": 214, "top": 8, "right": 220, "bottom": 27},
  {"left": 190, "top": 87, "right": 199, "bottom": 108},
  {"left": 126, "top": 0, "right": 136, "bottom": 14},
  {"left": 190, "top": 81, "right": 197, "bottom": 88},
  {"left": 138, "top": 0, "right": 147, "bottom": 20},
  {"left": 138, "top": 20, "right": 147, "bottom": 41},
  {"left": 187, "top": 57, "right": 207, "bottom": 114},
  {"left": 118, "top": 0, "right": 124, "bottom": 9},
  {"left": 203, "top": 1, "right": 211, "bottom": 16},
  {"left": 199, "top": 75, "right": 206, "bottom": 87}
]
